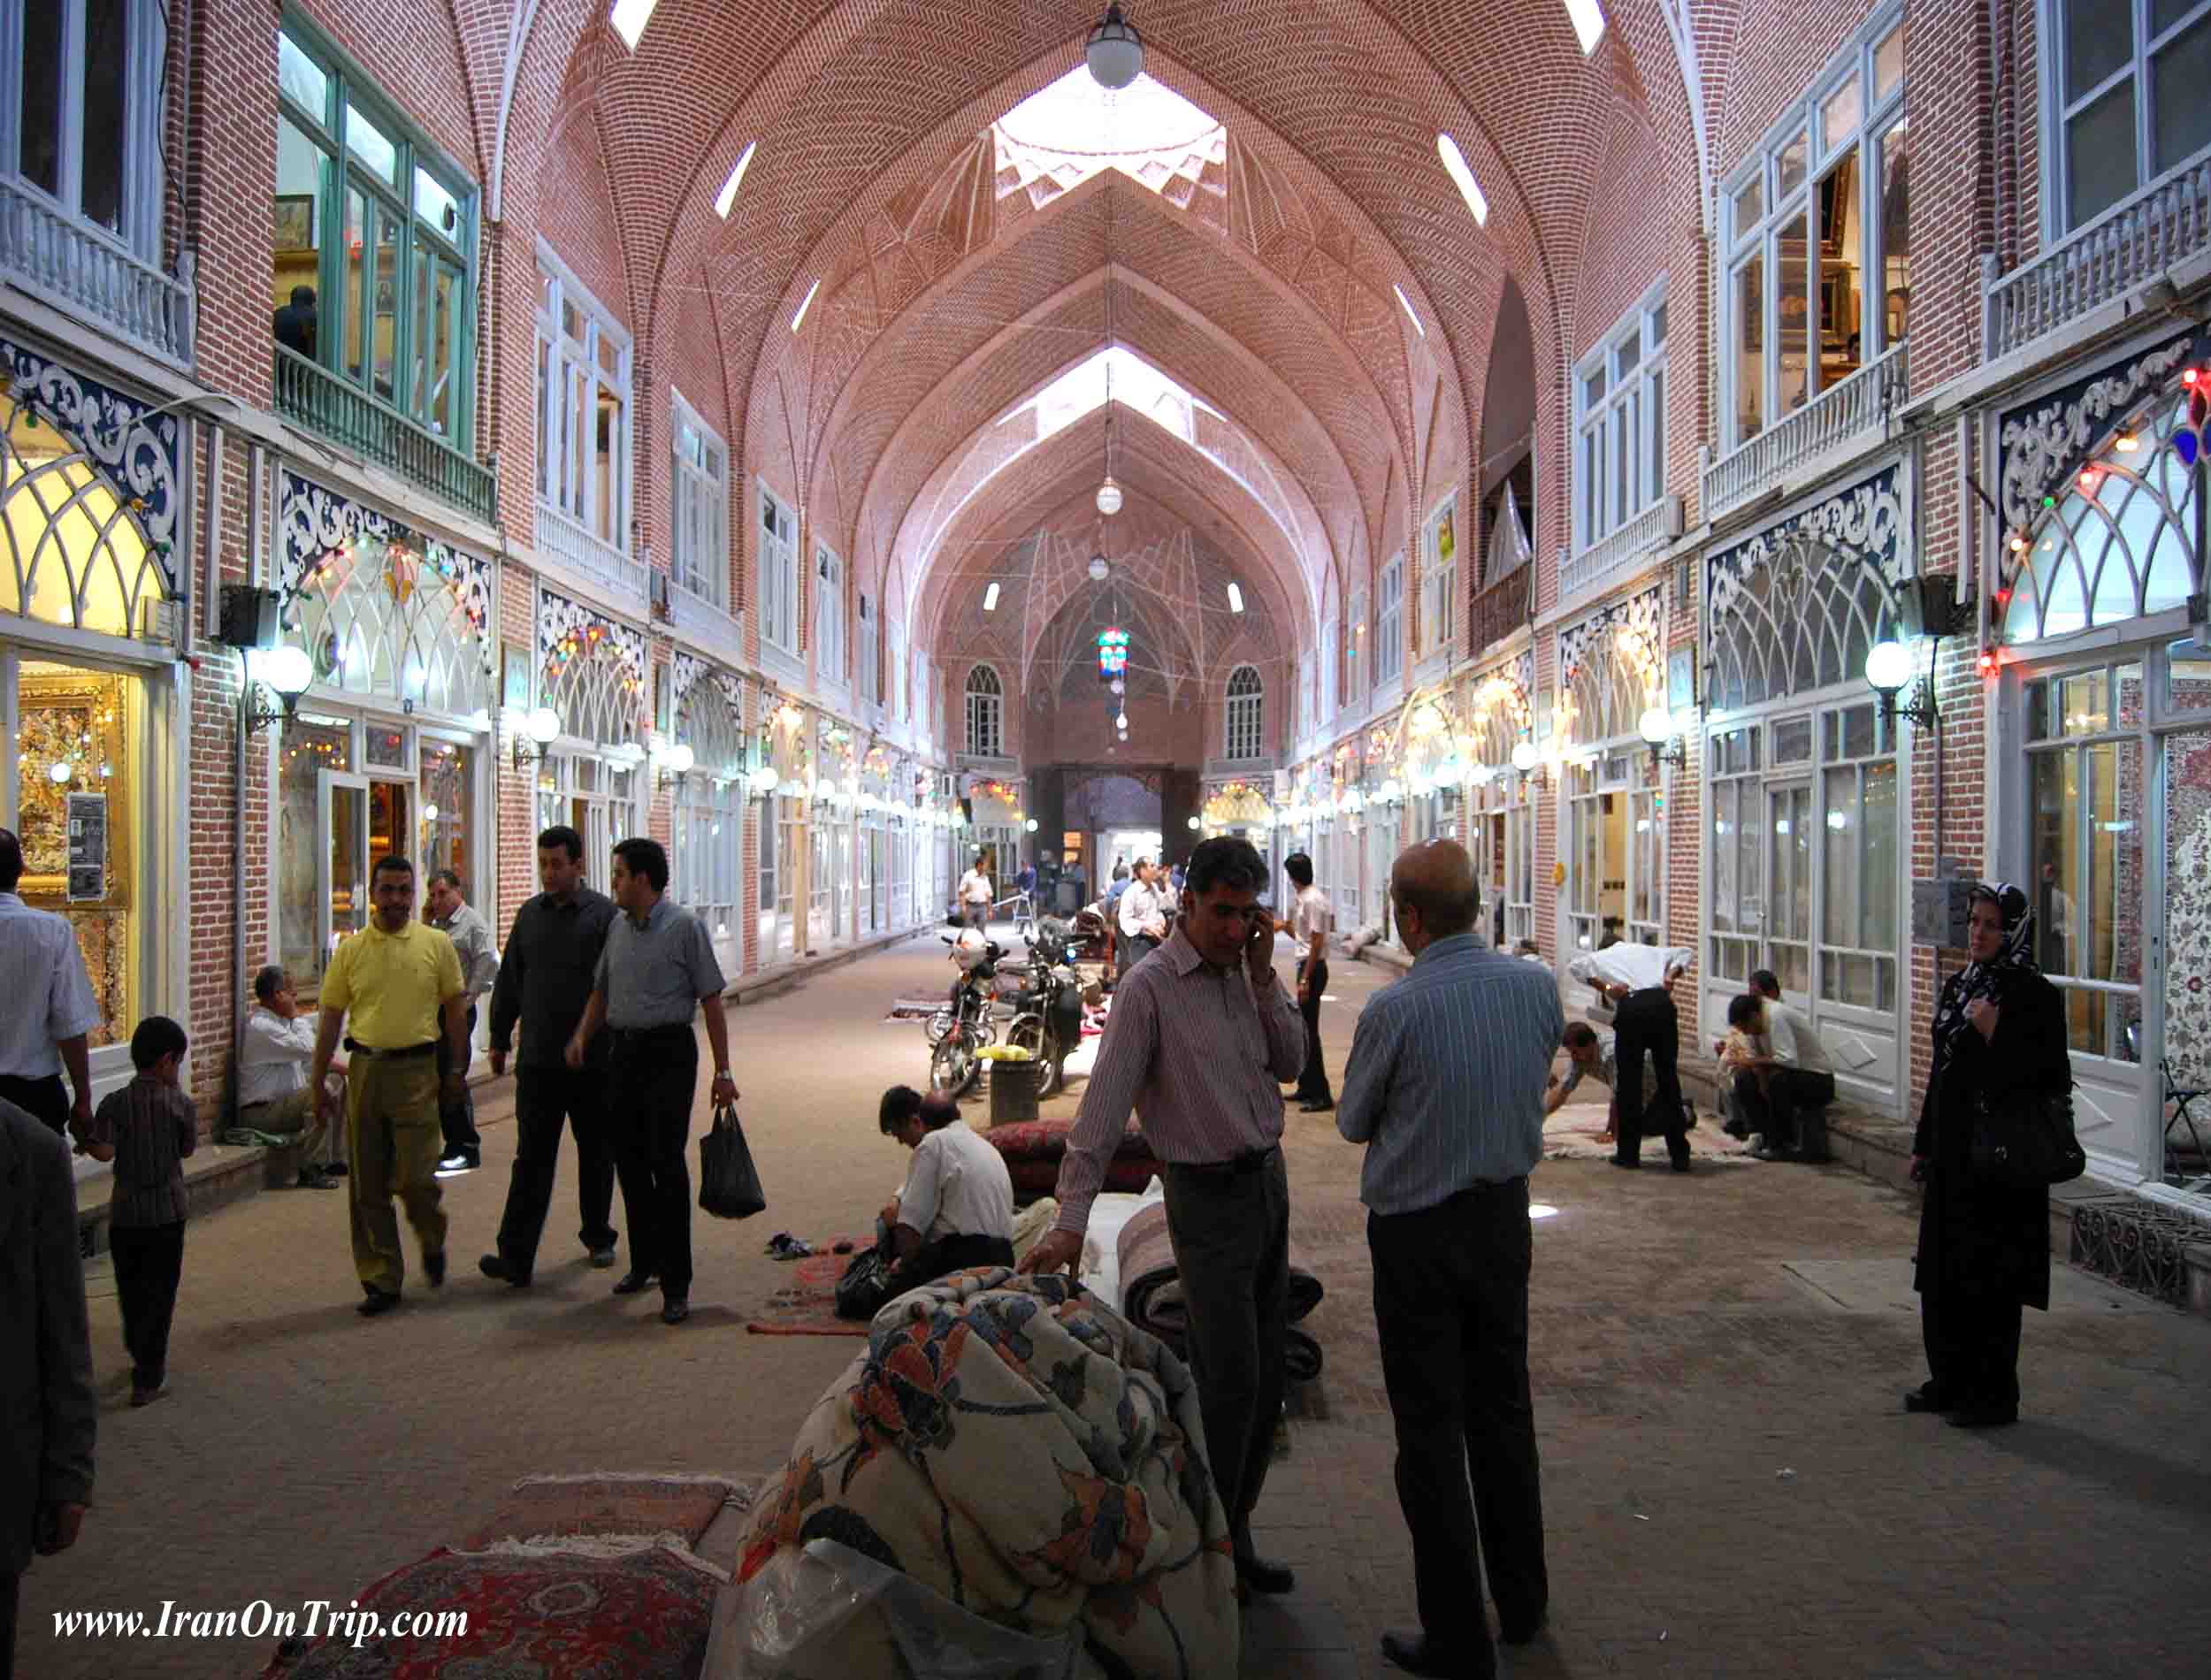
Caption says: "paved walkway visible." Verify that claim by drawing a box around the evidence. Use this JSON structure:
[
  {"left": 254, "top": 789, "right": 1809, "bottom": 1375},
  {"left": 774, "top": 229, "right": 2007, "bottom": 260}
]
[{"left": 20, "top": 932, "right": 2209, "bottom": 1677}]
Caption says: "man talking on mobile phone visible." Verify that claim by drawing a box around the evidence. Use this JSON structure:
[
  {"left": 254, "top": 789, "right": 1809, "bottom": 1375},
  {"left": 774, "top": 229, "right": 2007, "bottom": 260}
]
[{"left": 1021, "top": 836, "right": 1305, "bottom": 1600}]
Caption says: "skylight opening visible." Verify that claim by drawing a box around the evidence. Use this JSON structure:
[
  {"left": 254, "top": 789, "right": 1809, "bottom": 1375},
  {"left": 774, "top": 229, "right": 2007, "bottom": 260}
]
[
  {"left": 1393, "top": 284, "right": 1426, "bottom": 338},
  {"left": 714, "top": 141, "right": 757, "bottom": 218},
  {"left": 1565, "top": 0, "right": 1607, "bottom": 54},
  {"left": 791, "top": 279, "right": 821, "bottom": 333},
  {"left": 993, "top": 67, "right": 1226, "bottom": 208},
  {"left": 608, "top": 0, "right": 655, "bottom": 51},
  {"left": 1021, "top": 346, "right": 1214, "bottom": 447},
  {"left": 983, "top": 582, "right": 1001, "bottom": 612},
  {"left": 1436, "top": 134, "right": 1489, "bottom": 226},
  {"left": 1228, "top": 583, "right": 1244, "bottom": 614}
]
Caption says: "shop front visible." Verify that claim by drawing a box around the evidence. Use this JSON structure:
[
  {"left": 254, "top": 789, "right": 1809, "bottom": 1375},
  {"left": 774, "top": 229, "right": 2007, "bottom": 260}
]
[
  {"left": 0, "top": 342, "right": 187, "bottom": 1103},
  {"left": 668, "top": 652, "right": 746, "bottom": 977},
  {"left": 756, "top": 690, "right": 807, "bottom": 967},
  {"left": 1556, "top": 586, "right": 1670, "bottom": 966},
  {"left": 810, "top": 716, "right": 858, "bottom": 951},
  {"left": 1464, "top": 656, "right": 1538, "bottom": 951},
  {"left": 966, "top": 775, "right": 1024, "bottom": 905},
  {"left": 531, "top": 589, "right": 647, "bottom": 893},
  {"left": 273, "top": 470, "right": 496, "bottom": 985},
  {"left": 1702, "top": 461, "right": 1910, "bottom": 1114},
  {"left": 1987, "top": 328, "right": 2211, "bottom": 1195}
]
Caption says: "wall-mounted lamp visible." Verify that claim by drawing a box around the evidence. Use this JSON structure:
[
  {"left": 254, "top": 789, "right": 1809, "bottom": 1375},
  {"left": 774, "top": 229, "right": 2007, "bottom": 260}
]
[
  {"left": 654, "top": 740, "right": 696, "bottom": 787},
  {"left": 1864, "top": 638, "right": 1939, "bottom": 730},
  {"left": 512, "top": 705, "right": 562, "bottom": 771},
  {"left": 747, "top": 763, "right": 781, "bottom": 795},
  {"left": 1186, "top": 815, "right": 1201, "bottom": 830},
  {"left": 241, "top": 644, "right": 314, "bottom": 732},
  {"left": 1510, "top": 738, "right": 1542, "bottom": 784},
  {"left": 1637, "top": 704, "right": 1687, "bottom": 770}
]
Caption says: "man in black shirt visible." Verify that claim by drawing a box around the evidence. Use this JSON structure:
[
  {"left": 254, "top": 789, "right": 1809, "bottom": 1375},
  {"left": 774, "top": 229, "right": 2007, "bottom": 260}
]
[
  {"left": 478, "top": 826, "right": 620, "bottom": 1286},
  {"left": 272, "top": 286, "right": 317, "bottom": 358}
]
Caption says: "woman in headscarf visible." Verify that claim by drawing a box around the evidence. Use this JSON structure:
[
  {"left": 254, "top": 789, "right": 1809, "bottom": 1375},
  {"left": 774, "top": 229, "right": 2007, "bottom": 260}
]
[{"left": 1908, "top": 882, "right": 2070, "bottom": 1428}]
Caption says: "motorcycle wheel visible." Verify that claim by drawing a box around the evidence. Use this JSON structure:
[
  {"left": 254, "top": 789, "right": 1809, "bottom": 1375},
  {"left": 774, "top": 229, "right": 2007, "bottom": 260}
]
[
  {"left": 930, "top": 1030, "right": 983, "bottom": 1098},
  {"left": 1004, "top": 1014, "right": 1060, "bottom": 1097},
  {"left": 923, "top": 1008, "right": 955, "bottom": 1047}
]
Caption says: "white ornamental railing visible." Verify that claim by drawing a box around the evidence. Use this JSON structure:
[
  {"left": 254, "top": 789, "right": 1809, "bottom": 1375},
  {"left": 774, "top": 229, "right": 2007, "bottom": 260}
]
[
  {"left": 669, "top": 577, "right": 744, "bottom": 656},
  {"left": 0, "top": 177, "right": 193, "bottom": 367},
  {"left": 1985, "top": 158, "right": 2211, "bottom": 363},
  {"left": 1703, "top": 344, "right": 1907, "bottom": 523},
  {"left": 1559, "top": 493, "right": 1683, "bottom": 604},
  {"left": 535, "top": 502, "right": 650, "bottom": 612}
]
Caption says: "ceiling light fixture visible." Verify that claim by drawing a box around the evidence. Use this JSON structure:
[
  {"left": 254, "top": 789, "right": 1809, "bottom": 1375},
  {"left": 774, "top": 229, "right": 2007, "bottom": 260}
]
[
  {"left": 714, "top": 141, "right": 757, "bottom": 218},
  {"left": 791, "top": 278, "right": 821, "bottom": 333},
  {"left": 608, "top": 0, "right": 656, "bottom": 50},
  {"left": 1564, "top": 0, "right": 1607, "bottom": 54},
  {"left": 1085, "top": 3, "right": 1144, "bottom": 91},
  {"left": 1227, "top": 582, "right": 1244, "bottom": 614},
  {"left": 1393, "top": 284, "right": 1426, "bottom": 338},
  {"left": 1089, "top": 554, "right": 1110, "bottom": 583},
  {"left": 983, "top": 582, "right": 1000, "bottom": 612},
  {"left": 1096, "top": 476, "right": 1122, "bottom": 515},
  {"left": 1436, "top": 133, "right": 1490, "bottom": 226}
]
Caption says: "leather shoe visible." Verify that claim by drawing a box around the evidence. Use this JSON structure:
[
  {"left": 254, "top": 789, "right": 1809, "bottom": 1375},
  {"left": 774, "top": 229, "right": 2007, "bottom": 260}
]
[
  {"left": 661, "top": 1297, "right": 691, "bottom": 1325},
  {"left": 588, "top": 1245, "right": 618, "bottom": 1269},
  {"left": 1297, "top": 1099, "right": 1335, "bottom": 1113},
  {"left": 1381, "top": 1628, "right": 1494, "bottom": 1679},
  {"left": 611, "top": 1270, "right": 658, "bottom": 1295},
  {"left": 356, "top": 1288, "right": 401, "bottom": 1317},
  {"left": 478, "top": 1255, "right": 532, "bottom": 1288},
  {"left": 1498, "top": 1610, "right": 1546, "bottom": 1646},
  {"left": 1902, "top": 1384, "right": 1951, "bottom": 1414},
  {"left": 1947, "top": 1405, "right": 2018, "bottom": 1429},
  {"left": 423, "top": 1250, "right": 447, "bottom": 1288},
  {"left": 1608, "top": 1156, "right": 1641, "bottom": 1169},
  {"left": 1235, "top": 1554, "right": 1295, "bottom": 1595}
]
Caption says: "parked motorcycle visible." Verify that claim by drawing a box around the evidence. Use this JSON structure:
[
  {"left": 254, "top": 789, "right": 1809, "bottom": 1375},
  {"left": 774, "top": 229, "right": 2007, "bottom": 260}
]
[
  {"left": 1004, "top": 919, "right": 1084, "bottom": 1097},
  {"left": 929, "top": 931, "right": 1002, "bottom": 1096}
]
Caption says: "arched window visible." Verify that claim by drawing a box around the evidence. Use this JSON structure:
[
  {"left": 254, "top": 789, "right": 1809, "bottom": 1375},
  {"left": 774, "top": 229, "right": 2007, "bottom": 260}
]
[
  {"left": 965, "top": 662, "right": 1004, "bottom": 757},
  {"left": 289, "top": 535, "right": 491, "bottom": 716},
  {"left": 1708, "top": 534, "right": 1895, "bottom": 712},
  {"left": 1565, "top": 650, "right": 1646, "bottom": 745},
  {"left": 1, "top": 395, "right": 169, "bottom": 638},
  {"left": 1225, "top": 665, "right": 1264, "bottom": 760}
]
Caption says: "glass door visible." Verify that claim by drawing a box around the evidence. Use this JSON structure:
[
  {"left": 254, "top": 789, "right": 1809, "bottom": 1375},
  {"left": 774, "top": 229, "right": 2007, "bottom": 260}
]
[
  {"left": 319, "top": 770, "right": 370, "bottom": 966},
  {"left": 1765, "top": 781, "right": 1813, "bottom": 994}
]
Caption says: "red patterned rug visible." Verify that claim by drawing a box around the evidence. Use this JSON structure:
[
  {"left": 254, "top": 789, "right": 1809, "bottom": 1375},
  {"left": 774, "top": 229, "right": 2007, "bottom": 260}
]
[
  {"left": 746, "top": 1237, "right": 874, "bottom": 1337},
  {"left": 259, "top": 1543, "right": 720, "bottom": 1678}
]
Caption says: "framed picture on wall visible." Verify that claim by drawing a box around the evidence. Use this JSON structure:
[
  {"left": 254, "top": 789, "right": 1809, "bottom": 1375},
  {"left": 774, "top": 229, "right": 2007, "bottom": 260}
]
[
  {"left": 501, "top": 644, "right": 532, "bottom": 711},
  {"left": 273, "top": 194, "right": 315, "bottom": 252},
  {"left": 1667, "top": 647, "right": 1697, "bottom": 714}
]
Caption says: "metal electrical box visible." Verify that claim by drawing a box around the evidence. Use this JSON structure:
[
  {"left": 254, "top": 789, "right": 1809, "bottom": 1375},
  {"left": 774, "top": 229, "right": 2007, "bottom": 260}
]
[{"left": 1911, "top": 859, "right": 1977, "bottom": 949}]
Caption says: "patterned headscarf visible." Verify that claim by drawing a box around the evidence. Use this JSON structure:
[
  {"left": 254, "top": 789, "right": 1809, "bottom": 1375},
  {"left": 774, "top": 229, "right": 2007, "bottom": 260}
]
[{"left": 1931, "top": 882, "right": 2039, "bottom": 1073}]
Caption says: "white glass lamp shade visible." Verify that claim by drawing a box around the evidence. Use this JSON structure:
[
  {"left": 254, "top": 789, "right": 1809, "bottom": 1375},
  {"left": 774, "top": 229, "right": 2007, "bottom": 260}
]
[
  {"left": 1115, "top": 710, "right": 1129, "bottom": 729},
  {"left": 1095, "top": 477, "right": 1123, "bottom": 516},
  {"left": 1638, "top": 704, "right": 1674, "bottom": 745},
  {"left": 1864, "top": 638, "right": 1913, "bottom": 694},
  {"left": 526, "top": 706, "right": 562, "bottom": 745},
  {"left": 1089, "top": 554, "right": 1111, "bottom": 583},
  {"left": 249, "top": 643, "right": 315, "bottom": 697},
  {"left": 47, "top": 760, "right": 73, "bottom": 784},
  {"left": 1085, "top": 4, "right": 1144, "bottom": 90},
  {"left": 748, "top": 764, "right": 779, "bottom": 793},
  {"left": 1187, "top": 815, "right": 1201, "bottom": 830},
  {"left": 1511, "top": 740, "right": 1540, "bottom": 772},
  {"left": 1025, "top": 817, "right": 1039, "bottom": 832},
  {"left": 663, "top": 742, "right": 696, "bottom": 775}
]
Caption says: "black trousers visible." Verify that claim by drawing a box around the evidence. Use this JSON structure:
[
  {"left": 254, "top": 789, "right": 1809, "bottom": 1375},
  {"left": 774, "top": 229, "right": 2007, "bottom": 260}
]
[
  {"left": 1, "top": 1567, "right": 17, "bottom": 1680},
  {"left": 1159, "top": 1148, "right": 1289, "bottom": 1560},
  {"left": 1370, "top": 1181, "right": 1546, "bottom": 1657},
  {"left": 494, "top": 1065, "right": 618, "bottom": 1272},
  {"left": 437, "top": 1005, "right": 481, "bottom": 1159},
  {"left": 1728, "top": 1069, "right": 1771, "bottom": 1140},
  {"left": 110, "top": 1219, "right": 186, "bottom": 1391},
  {"left": 609, "top": 1027, "right": 698, "bottom": 1301},
  {"left": 1294, "top": 958, "right": 1331, "bottom": 1103},
  {"left": 1767, "top": 1067, "right": 1836, "bottom": 1160},
  {"left": 0, "top": 1073, "right": 67, "bottom": 1137},
  {"left": 1612, "top": 988, "right": 1689, "bottom": 1167},
  {"left": 1922, "top": 1280, "right": 2023, "bottom": 1415},
  {"left": 893, "top": 1232, "right": 1016, "bottom": 1291}
]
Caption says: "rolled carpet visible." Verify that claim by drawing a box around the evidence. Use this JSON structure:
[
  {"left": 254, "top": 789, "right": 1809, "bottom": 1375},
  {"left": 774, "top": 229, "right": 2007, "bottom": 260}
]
[
  {"left": 1115, "top": 1202, "right": 1326, "bottom": 1379},
  {"left": 984, "top": 1117, "right": 1163, "bottom": 1203}
]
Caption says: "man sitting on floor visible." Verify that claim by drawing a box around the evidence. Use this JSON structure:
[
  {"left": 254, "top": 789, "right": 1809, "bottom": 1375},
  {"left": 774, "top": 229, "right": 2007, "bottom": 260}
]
[
  {"left": 239, "top": 965, "right": 347, "bottom": 1188},
  {"left": 877, "top": 1086, "right": 1015, "bottom": 1287}
]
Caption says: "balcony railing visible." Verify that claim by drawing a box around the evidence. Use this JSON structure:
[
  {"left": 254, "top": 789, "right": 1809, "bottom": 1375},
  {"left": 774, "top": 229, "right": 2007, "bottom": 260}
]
[
  {"left": 1703, "top": 344, "right": 1907, "bottom": 523},
  {"left": 1465, "top": 564, "right": 1532, "bottom": 658},
  {"left": 1559, "top": 493, "right": 1683, "bottom": 604},
  {"left": 1985, "top": 157, "right": 2211, "bottom": 363},
  {"left": 668, "top": 577, "right": 744, "bottom": 655},
  {"left": 1204, "top": 755, "right": 1277, "bottom": 780},
  {"left": 0, "top": 177, "right": 193, "bottom": 367},
  {"left": 533, "top": 500, "right": 649, "bottom": 611},
  {"left": 273, "top": 347, "right": 495, "bottom": 523}
]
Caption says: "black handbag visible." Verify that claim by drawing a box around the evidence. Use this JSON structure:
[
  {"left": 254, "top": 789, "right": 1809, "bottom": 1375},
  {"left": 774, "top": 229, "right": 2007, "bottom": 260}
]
[
  {"left": 833, "top": 1246, "right": 895, "bottom": 1320},
  {"left": 697, "top": 1102, "right": 767, "bottom": 1218},
  {"left": 1970, "top": 1088, "right": 2087, "bottom": 1188}
]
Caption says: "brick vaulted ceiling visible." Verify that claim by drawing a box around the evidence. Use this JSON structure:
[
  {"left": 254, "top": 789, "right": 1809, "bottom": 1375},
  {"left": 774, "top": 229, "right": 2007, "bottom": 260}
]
[{"left": 519, "top": 0, "right": 1702, "bottom": 662}]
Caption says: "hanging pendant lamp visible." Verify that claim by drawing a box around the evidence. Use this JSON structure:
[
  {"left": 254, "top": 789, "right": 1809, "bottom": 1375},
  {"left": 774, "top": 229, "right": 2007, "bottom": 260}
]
[{"left": 1086, "top": 4, "right": 1144, "bottom": 91}]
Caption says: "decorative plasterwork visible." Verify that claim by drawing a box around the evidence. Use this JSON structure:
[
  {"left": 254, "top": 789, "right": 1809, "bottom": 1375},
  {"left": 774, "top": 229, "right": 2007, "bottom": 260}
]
[
  {"left": 1998, "top": 331, "right": 2200, "bottom": 534},
  {"left": 538, "top": 587, "right": 648, "bottom": 694},
  {"left": 278, "top": 470, "right": 493, "bottom": 640},
  {"left": 672, "top": 649, "right": 745, "bottom": 722},
  {"left": 1707, "top": 462, "right": 1909, "bottom": 628},
  {"left": 1470, "top": 651, "right": 1536, "bottom": 733},
  {"left": 1558, "top": 584, "right": 1666, "bottom": 687},
  {"left": 2, "top": 335, "right": 181, "bottom": 584}
]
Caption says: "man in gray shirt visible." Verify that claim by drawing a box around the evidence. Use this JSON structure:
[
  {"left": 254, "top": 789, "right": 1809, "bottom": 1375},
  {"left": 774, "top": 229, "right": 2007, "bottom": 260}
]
[
  {"left": 1337, "top": 840, "right": 1561, "bottom": 1677},
  {"left": 566, "top": 837, "right": 737, "bottom": 1325},
  {"left": 428, "top": 869, "right": 499, "bottom": 1174}
]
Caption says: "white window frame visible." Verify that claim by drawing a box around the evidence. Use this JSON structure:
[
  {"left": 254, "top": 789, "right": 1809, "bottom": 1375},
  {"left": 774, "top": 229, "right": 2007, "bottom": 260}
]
[
  {"left": 965, "top": 661, "right": 1003, "bottom": 757},
  {"left": 535, "top": 243, "right": 634, "bottom": 551},
  {"left": 2044, "top": 0, "right": 2211, "bottom": 237},
  {"left": 1296, "top": 650, "right": 1315, "bottom": 738},
  {"left": 813, "top": 542, "right": 845, "bottom": 690},
  {"left": 669, "top": 388, "right": 728, "bottom": 609},
  {"left": 1720, "top": 4, "right": 1907, "bottom": 451},
  {"left": 1225, "top": 665, "right": 1264, "bottom": 760},
  {"left": 2, "top": 0, "right": 168, "bottom": 260},
  {"left": 1419, "top": 497, "right": 1457, "bottom": 660},
  {"left": 1319, "top": 618, "right": 1338, "bottom": 719},
  {"left": 757, "top": 483, "right": 799, "bottom": 656},
  {"left": 1572, "top": 280, "right": 1669, "bottom": 551},
  {"left": 1347, "top": 589, "right": 1367, "bottom": 696},
  {"left": 889, "top": 618, "right": 907, "bottom": 722},
  {"left": 858, "top": 589, "right": 879, "bottom": 706},
  {"left": 1373, "top": 563, "right": 1404, "bottom": 688}
]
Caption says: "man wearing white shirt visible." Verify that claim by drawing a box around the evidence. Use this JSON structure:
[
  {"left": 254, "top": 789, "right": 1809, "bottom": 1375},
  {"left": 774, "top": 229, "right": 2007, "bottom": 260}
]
[
  {"left": 1749, "top": 970, "right": 1836, "bottom": 1164},
  {"left": 957, "top": 856, "right": 994, "bottom": 933},
  {"left": 238, "top": 965, "right": 346, "bottom": 1189},
  {"left": 1117, "top": 859, "right": 1167, "bottom": 968},
  {"left": 0, "top": 828, "right": 99, "bottom": 1139}
]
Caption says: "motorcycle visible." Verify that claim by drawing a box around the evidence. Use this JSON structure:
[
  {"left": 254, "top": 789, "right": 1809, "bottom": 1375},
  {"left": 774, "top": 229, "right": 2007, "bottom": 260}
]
[
  {"left": 929, "top": 931, "right": 1002, "bottom": 1096},
  {"left": 1003, "top": 919, "right": 1084, "bottom": 1097}
]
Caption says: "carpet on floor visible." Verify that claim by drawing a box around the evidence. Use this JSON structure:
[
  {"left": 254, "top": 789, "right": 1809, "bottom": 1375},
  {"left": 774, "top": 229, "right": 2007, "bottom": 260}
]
[
  {"left": 882, "top": 997, "right": 945, "bottom": 1022},
  {"left": 746, "top": 1237, "right": 876, "bottom": 1336},
  {"left": 459, "top": 1472, "right": 748, "bottom": 1554},
  {"left": 259, "top": 1543, "right": 723, "bottom": 1678},
  {"left": 1541, "top": 1102, "right": 1756, "bottom": 1163}
]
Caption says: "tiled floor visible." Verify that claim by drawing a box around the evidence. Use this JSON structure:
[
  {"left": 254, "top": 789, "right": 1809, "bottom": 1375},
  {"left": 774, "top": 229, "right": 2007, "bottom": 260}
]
[{"left": 19, "top": 929, "right": 2210, "bottom": 1677}]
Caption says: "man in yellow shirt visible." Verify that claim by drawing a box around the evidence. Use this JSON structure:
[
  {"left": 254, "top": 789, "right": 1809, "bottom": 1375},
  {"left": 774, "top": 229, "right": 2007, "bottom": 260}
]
[{"left": 310, "top": 855, "right": 469, "bottom": 1316}]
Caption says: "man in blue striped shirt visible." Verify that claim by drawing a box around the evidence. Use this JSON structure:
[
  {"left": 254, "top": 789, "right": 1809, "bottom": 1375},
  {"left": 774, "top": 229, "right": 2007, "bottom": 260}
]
[{"left": 1337, "top": 840, "right": 1561, "bottom": 1679}]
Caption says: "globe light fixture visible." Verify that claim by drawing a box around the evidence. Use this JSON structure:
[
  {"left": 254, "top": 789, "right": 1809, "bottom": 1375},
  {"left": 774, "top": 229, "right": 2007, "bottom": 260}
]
[
  {"left": 1511, "top": 739, "right": 1540, "bottom": 773},
  {"left": 1863, "top": 638, "right": 1913, "bottom": 695},
  {"left": 660, "top": 741, "right": 696, "bottom": 783},
  {"left": 1025, "top": 817, "right": 1040, "bottom": 832},
  {"left": 1095, "top": 477, "right": 1123, "bottom": 516},
  {"left": 1187, "top": 815, "right": 1201, "bottom": 830},
  {"left": 748, "top": 764, "right": 780, "bottom": 794},
  {"left": 1638, "top": 703, "right": 1685, "bottom": 769},
  {"left": 47, "top": 760, "right": 73, "bottom": 784},
  {"left": 528, "top": 706, "right": 562, "bottom": 745},
  {"left": 1085, "top": 3, "right": 1144, "bottom": 91},
  {"left": 1090, "top": 554, "right": 1111, "bottom": 583},
  {"left": 241, "top": 642, "right": 316, "bottom": 731}
]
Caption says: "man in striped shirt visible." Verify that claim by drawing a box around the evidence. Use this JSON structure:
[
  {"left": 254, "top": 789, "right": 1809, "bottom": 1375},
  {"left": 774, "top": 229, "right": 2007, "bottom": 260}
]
[
  {"left": 1337, "top": 840, "right": 1562, "bottom": 1678},
  {"left": 1021, "top": 835, "right": 1305, "bottom": 1599}
]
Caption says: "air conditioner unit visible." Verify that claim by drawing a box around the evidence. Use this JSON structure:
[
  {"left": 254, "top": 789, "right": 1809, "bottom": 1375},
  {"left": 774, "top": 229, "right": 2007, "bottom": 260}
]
[{"left": 1660, "top": 493, "right": 1685, "bottom": 541}]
